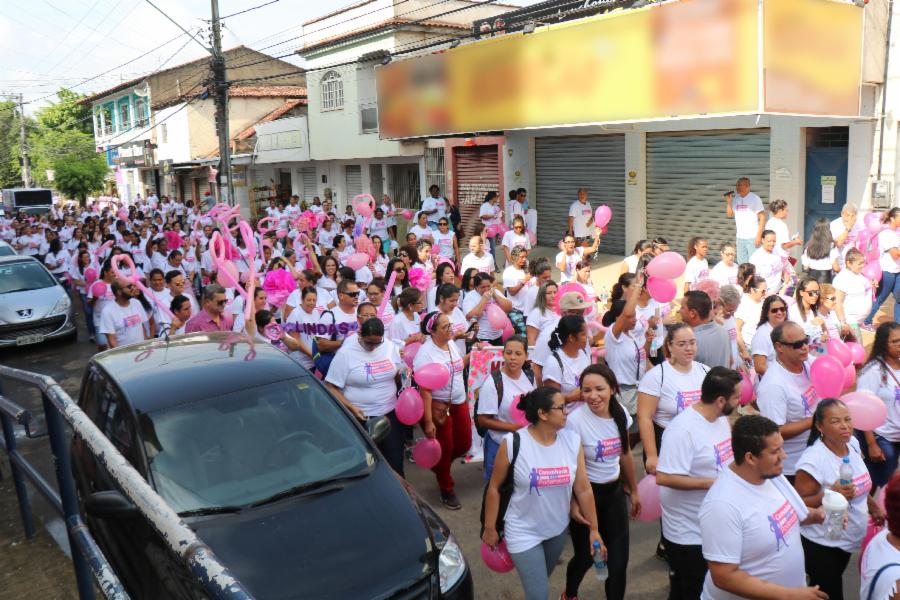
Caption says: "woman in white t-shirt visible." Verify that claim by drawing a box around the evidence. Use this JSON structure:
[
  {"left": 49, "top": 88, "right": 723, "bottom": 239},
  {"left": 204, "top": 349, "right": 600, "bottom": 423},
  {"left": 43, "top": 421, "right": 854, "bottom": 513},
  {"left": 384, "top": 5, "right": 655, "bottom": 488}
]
[
  {"left": 750, "top": 230, "right": 789, "bottom": 295},
  {"left": 283, "top": 287, "right": 318, "bottom": 369},
  {"left": 463, "top": 272, "right": 513, "bottom": 345},
  {"left": 859, "top": 475, "right": 900, "bottom": 600},
  {"left": 44, "top": 238, "right": 71, "bottom": 286},
  {"left": 735, "top": 275, "right": 767, "bottom": 364},
  {"left": 326, "top": 317, "right": 406, "bottom": 475},
  {"left": 751, "top": 294, "right": 788, "bottom": 377},
  {"left": 795, "top": 399, "right": 883, "bottom": 600},
  {"left": 479, "top": 191, "right": 502, "bottom": 257},
  {"left": 789, "top": 278, "right": 829, "bottom": 356},
  {"left": 563, "top": 363, "right": 640, "bottom": 600},
  {"left": 542, "top": 316, "right": 591, "bottom": 409},
  {"left": 766, "top": 199, "right": 803, "bottom": 257},
  {"left": 683, "top": 236, "right": 710, "bottom": 294},
  {"left": 526, "top": 281, "right": 559, "bottom": 346},
  {"left": 866, "top": 208, "right": 900, "bottom": 328},
  {"left": 637, "top": 324, "right": 709, "bottom": 476},
  {"left": 389, "top": 287, "right": 424, "bottom": 347},
  {"left": 426, "top": 262, "right": 457, "bottom": 313},
  {"left": 461, "top": 235, "right": 495, "bottom": 275},
  {"left": 501, "top": 216, "right": 532, "bottom": 265},
  {"left": 482, "top": 386, "right": 602, "bottom": 600},
  {"left": 408, "top": 211, "right": 434, "bottom": 243},
  {"left": 802, "top": 218, "right": 840, "bottom": 284},
  {"left": 619, "top": 239, "right": 652, "bottom": 276},
  {"left": 414, "top": 311, "right": 470, "bottom": 509},
  {"left": 475, "top": 336, "right": 535, "bottom": 479},
  {"left": 710, "top": 242, "right": 739, "bottom": 291},
  {"left": 503, "top": 246, "right": 532, "bottom": 314},
  {"left": 431, "top": 217, "right": 459, "bottom": 265},
  {"left": 856, "top": 322, "right": 900, "bottom": 490},
  {"left": 557, "top": 234, "right": 585, "bottom": 283},
  {"left": 434, "top": 284, "right": 470, "bottom": 358},
  {"left": 834, "top": 248, "right": 874, "bottom": 329}
]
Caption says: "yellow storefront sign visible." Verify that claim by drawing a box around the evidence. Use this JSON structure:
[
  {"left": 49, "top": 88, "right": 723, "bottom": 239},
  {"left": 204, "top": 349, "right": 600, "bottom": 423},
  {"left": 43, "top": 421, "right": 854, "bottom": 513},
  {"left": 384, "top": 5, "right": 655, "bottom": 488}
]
[{"left": 376, "top": 0, "right": 862, "bottom": 138}]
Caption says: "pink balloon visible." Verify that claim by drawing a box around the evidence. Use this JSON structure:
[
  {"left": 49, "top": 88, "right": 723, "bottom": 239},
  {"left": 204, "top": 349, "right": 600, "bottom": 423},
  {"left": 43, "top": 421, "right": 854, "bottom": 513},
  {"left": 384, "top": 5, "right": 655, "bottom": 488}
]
[
  {"left": 740, "top": 369, "right": 754, "bottom": 406},
  {"left": 527, "top": 231, "right": 537, "bottom": 245},
  {"left": 89, "top": 280, "right": 107, "bottom": 298},
  {"left": 810, "top": 355, "right": 845, "bottom": 400},
  {"left": 857, "top": 229, "right": 874, "bottom": 252},
  {"left": 593, "top": 205, "right": 612, "bottom": 228},
  {"left": 276, "top": 229, "right": 288, "bottom": 239},
  {"left": 646, "top": 251, "right": 687, "bottom": 279},
  {"left": 354, "top": 195, "right": 374, "bottom": 217},
  {"left": 646, "top": 276, "right": 677, "bottom": 303},
  {"left": 863, "top": 261, "right": 883, "bottom": 282},
  {"left": 508, "top": 400, "right": 528, "bottom": 427},
  {"left": 843, "top": 363, "right": 857, "bottom": 391},
  {"left": 487, "top": 304, "right": 509, "bottom": 330},
  {"left": 484, "top": 225, "right": 498, "bottom": 239},
  {"left": 841, "top": 391, "right": 888, "bottom": 431},
  {"left": 867, "top": 248, "right": 881, "bottom": 264},
  {"left": 847, "top": 341, "right": 866, "bottom": 366},
  {"left": 414, "top": 363, "right": 450, "bottom": 390},
  {"left": 396, "top": 388, "right": 424, "bottom": 425},
  {"left": 481, "top": 540, "right": 515, "bottom": 573},
  {"left": 345, "top": 252, "right": 370, "bottom": 270},
  {"left": 412, "top": 438, "right": 441, "bottom": 469},
  {"left": 495, "top": 223, "right": 509, "bottom": 235},
  {"left": 637, "top": 475, "right": 661, "bottom": 522},
  {"left": 402, "top": 209, "right": 414, "bottom": 220},
  {"left": 826, "top": 338, "right": 852, "bottom": 367},
  {"left": 501, "top": 321, "right": 514, "bottom": 341},
  {"left": 403, "top": 341, "right": 422, "bottom": 369},
  {"left": 116, "top": 209, "right": 128, "bottom": 221},
  {"left": 84, "top": 267, "right": 98, "bottom": 285},
  {"left": 866, "top": 212, "right": 884, "bottom": 232},
  {"left": 216, "top": 262, "right": 239, "bottom": 289}
]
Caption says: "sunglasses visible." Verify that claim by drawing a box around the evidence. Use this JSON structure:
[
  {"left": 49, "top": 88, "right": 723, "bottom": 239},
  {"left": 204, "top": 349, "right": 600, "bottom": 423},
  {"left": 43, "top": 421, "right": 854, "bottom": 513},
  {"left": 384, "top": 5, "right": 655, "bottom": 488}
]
[
  {"left": 802, "top": 289, "right": 820, "bottom": 296},
  {"left": 824, "top": 296, "right": 836, "bottom": 302},
  {"left": 769, "top": 306, "right": 787, "bottom": 314},
  {"left": 777, "top": 336, "right": 809, "bottom": 349},
  {"left": 342, "top": 291, "right": 360, "bottom": 298},
  {"left": 439, "top": 222, "right": 449, "bottom": 226},
  {"left": 215, "top": 299, "right": 227, "bottom": 306}
]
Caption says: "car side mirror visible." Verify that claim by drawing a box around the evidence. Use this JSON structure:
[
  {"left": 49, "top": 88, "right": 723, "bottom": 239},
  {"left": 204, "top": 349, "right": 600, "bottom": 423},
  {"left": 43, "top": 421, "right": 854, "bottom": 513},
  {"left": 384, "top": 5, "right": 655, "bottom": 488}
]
[
  {"left": 83, "top": 490, "right": 139, "bottom": 520},
  {"left": 366, "top": 416, "right": 391, "bottom": 444}
]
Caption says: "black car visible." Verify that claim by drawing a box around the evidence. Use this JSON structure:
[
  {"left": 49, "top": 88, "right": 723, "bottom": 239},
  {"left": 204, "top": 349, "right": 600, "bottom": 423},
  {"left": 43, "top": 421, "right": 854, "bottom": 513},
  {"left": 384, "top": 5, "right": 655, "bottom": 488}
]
[{"left": 71, "top": 333, "right": 473, "bottom": 599}]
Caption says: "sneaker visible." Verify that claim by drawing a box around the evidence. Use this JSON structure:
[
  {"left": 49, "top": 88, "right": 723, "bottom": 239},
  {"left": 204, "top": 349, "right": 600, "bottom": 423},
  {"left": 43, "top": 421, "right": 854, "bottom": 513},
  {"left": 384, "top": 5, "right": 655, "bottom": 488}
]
[
  {"left": 441, "top": 493, "right": 462, "bottom": 510},
  {"left": 405, "top": 446, "right": 415, "bottom": 464},
  {"left": 462, "top": 450, "right": 484, "bottom": 464},
  {"left": 656, "top": 541, "right": 668, "bottom": 563},
  {"left": 860, "top": 323, "right": 877, "bottom": 333}
]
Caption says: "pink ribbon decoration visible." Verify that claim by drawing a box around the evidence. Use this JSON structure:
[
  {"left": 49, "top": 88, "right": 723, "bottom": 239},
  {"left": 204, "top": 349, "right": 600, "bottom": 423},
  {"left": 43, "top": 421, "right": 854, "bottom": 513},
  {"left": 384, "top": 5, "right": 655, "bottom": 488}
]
[
  {"left": 466, "top": 348, "right": 503, "bottom": 402},
  {"left": 110, "top": 254, "right": 175, "bottom": 319},
  {"left": 378, "top": 270, "right": 398, "bottom": 318},
  {"left": 93, "top": 240, "right": 114, "bottom": 257},
  {"left": 256, "top": 216, "right": 279, "bottom": 235},
  {"left": 210, "top": 220, "right": 258, "bottom": 323}
]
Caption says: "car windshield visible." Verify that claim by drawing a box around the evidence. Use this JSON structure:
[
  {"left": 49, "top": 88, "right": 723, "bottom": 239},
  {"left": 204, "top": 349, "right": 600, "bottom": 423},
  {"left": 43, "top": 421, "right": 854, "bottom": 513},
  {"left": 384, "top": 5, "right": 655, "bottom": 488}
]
[
  {"left": 142, "top": 378, "right": 374, "bottom": 514},
  {"left": 0, "top": 262, "right": 56, "bottom": 293},
  {"left": 0, "top": 245, "right": 16, "bottom": 257}
]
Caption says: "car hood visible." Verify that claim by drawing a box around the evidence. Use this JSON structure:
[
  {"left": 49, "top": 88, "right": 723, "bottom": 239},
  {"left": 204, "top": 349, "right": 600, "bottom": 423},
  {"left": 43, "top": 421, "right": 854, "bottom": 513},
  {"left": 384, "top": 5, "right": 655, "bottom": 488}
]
[
  {"left": 190, "top": 463, "right": 436, "bottom": 600},
  {"left": 0, "top": 287, "right": 64, "bottom": 323}
]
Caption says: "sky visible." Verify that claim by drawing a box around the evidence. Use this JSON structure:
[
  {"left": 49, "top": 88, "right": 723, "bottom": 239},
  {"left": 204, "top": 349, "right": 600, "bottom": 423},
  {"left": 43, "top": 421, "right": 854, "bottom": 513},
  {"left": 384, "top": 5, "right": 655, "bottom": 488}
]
[{"left": 0, "top": 0, "right": 535, "bottom": 115}]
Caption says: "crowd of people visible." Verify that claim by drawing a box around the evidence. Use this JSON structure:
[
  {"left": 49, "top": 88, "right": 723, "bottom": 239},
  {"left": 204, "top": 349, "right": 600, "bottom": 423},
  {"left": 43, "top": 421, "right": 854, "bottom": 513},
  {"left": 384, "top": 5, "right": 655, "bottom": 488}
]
[{"left": 4, "top": 176, "right": 900, "bottom": 599}]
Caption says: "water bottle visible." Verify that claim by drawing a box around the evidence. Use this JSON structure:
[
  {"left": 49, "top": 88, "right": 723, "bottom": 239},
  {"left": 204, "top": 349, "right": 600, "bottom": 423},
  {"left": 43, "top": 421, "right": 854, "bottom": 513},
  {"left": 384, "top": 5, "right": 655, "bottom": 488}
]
[
  {"left": 839, "top": 456, "right": 853, "bottom": 486},
  {"left": 592, "top": 541, "right": 608, "bottom": 582}
]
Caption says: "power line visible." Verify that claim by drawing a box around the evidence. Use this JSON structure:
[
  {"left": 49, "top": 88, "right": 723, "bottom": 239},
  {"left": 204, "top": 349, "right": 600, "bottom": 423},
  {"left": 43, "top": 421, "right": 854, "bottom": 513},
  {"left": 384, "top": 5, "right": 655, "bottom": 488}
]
[
  {"left": 219, "top": 0, "right": 281, "bottom": 20},
  {"left": 141, "top": 0, "right": 211, "bottom": 54}
]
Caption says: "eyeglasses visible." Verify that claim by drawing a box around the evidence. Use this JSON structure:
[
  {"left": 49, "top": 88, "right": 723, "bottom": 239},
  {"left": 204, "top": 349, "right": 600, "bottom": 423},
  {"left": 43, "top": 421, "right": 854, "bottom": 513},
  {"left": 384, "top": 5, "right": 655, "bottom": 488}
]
[
  {"left": 722, "top": 252, "right": 736, "bottom": 258},
  {"left": 777, "top": 336, "right": 809, "bottom": 349},
  {"left": 215, "top": 299, "right": 227, "bottom": 306},
  {"left": 769, "top": 306, "right": 787, "bottom": 314},
  {"left": 400, "top": 252, "right": 409, "bottom": 257},
  {"left": 673, "top": 340, "right": 697, "bottom": 348},
  {"left": 360, "top": 338, "right": 383, "bottom": 350},
  {"left": 438, "top": 222, "right": 449, "bottom": 226},
  {"left": 753, "top": 288, "right": 767, "bottom": 295},
  {"left": 802, "top": 289, "right": 820, "bottom": 296},
  {"left": 342, "top": 291, "right": 360, "bottom": 298},
  {"left": 393, "top": 268, "right": 406, "bottom": 273},
  {"left": 546, "top": 404, "right": 566, "bottom": 413}
]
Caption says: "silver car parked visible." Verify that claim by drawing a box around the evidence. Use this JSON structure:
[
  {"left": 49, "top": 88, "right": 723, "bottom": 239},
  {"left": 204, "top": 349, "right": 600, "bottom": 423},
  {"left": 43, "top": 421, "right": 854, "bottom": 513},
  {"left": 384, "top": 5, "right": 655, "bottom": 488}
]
[{"left": 0, "top": 256, "right": 76, "bottom": 347}]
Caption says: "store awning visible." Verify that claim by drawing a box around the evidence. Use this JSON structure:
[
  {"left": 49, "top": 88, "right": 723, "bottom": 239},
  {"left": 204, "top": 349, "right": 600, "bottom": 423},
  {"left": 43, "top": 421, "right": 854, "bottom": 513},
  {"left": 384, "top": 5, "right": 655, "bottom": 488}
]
[{"left": 375, "top": 0, "right": 864, "bottom": 139}]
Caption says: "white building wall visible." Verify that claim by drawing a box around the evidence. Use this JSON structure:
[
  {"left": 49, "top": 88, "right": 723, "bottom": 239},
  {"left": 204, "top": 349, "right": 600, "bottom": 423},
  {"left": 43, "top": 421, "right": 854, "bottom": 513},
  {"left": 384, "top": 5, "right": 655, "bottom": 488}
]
[
  {"left": 624, "top": 131, "right": 647, "bottom": 249},
  {"left": 768, "top": 117, "right": 806, "bottom": 257},
  {"left": 154, "top": 104, "right": 191, "bottom": 164}
]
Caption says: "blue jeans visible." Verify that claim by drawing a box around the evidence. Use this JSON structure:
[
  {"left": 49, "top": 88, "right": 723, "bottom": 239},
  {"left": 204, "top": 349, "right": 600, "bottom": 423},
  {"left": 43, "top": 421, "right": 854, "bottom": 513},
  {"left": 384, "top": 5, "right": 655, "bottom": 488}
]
[
  {"left": 79, "top": 293, "right": 95, "bottom": 337},
  {"left": 736, "top": 237, "right": 756, "bottom": 265},
  {"left": 510, "top": 530, "right": 569, "bottom": 600},
  {"left": 856, "top": 431, "right": 900, "bottom": 488},
  {"left": 867, "top": 270, "right": 900, "bottom": 324},
  {"left": 483, "top": 435, "right": 500, "bottom": 481}
]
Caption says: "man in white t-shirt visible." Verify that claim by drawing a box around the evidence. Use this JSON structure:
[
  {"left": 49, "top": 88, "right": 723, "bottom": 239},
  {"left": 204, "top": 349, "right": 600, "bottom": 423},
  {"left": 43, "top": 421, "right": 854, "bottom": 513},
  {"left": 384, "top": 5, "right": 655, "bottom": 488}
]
[
  {"left": 99, "top": 281, "right": 149, "bottom": 349},
  {"left": 699, "top": 415, "right": 826, "bottom": 600},
  {"left": 724, "top": 177, "right": 766, "bottom": 265},
  {"left": 657, "top": 367, "right": 742, "bottom": 599},
  {"left": 756, "top": 322, "right": 817, "bottom": 480},
  {"left": 421, "top": 185, "right": 447, "bottom": 229},
  {"left": 314, "top": 279, "right": 360, "bottom": 354},
  {"left": 567, "top": 188, "right": 594, "bottom": 246}
]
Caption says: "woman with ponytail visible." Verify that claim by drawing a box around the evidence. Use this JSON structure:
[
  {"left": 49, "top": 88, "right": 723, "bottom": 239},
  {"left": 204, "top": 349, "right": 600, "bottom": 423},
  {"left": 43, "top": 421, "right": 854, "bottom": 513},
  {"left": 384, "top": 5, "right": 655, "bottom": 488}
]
[
  {"left": 542, "top": 315, "right": 591, "bottom": 409},
  {"left": 856, "top": 322, "right": 900, "bottom": 489},
  {"left": 482, "top": 386, "right": 603, "bottom": 600},
  {"left": 563, "top": 363, "right": 640, "bottom": 600}
]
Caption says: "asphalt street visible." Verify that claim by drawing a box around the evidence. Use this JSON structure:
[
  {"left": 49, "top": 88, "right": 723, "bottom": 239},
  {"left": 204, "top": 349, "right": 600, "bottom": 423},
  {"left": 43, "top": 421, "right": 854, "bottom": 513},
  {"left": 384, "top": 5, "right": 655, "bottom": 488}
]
[{"left": 0, "top": 304, "right": 863, "bottom": 599}]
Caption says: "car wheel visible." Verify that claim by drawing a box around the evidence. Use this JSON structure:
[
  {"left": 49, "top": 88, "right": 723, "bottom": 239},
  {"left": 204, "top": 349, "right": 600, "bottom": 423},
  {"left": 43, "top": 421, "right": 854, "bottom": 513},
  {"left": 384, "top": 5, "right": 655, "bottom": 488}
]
[{"left": 144, "top": 543, "right": 207, "bottom": 600}]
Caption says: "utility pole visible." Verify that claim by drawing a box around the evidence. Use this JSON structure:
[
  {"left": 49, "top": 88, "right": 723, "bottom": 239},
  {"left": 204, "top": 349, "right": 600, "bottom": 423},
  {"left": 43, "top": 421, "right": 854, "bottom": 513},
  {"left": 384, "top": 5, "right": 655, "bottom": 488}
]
[
  {"left": 17, "top": 94, "right": 31, "bottom": 189},
  {"left": 210, "top": 0, "right": 234, "bottom": 206}
]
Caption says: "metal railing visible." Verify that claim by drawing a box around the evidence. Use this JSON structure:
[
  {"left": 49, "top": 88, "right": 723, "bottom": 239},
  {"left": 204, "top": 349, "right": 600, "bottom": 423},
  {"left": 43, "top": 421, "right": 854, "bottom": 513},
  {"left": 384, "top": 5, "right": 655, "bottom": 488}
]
[{"left": 0, "top": 365, "right": 255, "bottom": 600}]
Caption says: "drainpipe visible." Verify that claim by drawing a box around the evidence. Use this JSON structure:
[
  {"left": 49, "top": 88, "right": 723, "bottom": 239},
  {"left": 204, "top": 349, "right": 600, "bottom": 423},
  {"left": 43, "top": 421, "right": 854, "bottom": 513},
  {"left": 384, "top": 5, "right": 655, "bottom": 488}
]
[{"left": 877, "top": 0, "right": 895, "bottom": 181}]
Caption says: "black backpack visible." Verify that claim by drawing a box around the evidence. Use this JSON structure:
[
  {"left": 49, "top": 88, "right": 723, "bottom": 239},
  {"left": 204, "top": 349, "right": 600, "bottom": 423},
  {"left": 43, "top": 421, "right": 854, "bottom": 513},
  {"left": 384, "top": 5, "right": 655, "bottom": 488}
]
[
  {"left": 479, "top": 431, "right": 520, "bottom": 537},
  {"left": 474, "top": 370, "right": 535, "bottom": 437}
]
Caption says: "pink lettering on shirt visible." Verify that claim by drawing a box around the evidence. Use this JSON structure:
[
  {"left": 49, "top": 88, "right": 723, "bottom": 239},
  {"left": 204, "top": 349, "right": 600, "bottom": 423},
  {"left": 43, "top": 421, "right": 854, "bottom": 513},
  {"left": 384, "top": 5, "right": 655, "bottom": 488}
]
[
  {"left": 124, "top": 314, "right": 142, "bottom": 327},
  {"left": 768, "top": 500, "right": 799, "bottom": 552},
  {"left": 801, "top": 386, "right": 819, "bottom": 416},
  {"left": 675, "top": 390, "right": 701, "bottom": 413},
  {"left": 364, "top": 359, "right": 395, "bottom": 382},
  {"left": 594, "top": 438, "right": 622, "bottom": 462},
  {"left": 853, "top": 472, "right": 873, "bottom": 498},
  {"left": 449, "top": 358, "right": 464, "bottom": 374},
  {"left": 728, "top": 326, "right": 737, "bottom": 341},
  {"left": 713, "top": 438, "right": 734, "bottom": 471},
  {"left": 531, "top": 466, "right": 571, "bottom": 489}
]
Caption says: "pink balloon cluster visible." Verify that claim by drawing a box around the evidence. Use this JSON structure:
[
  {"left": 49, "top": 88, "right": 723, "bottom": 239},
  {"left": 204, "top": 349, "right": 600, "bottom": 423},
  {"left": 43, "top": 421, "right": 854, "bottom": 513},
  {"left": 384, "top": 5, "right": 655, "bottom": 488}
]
[
  {"left": 645, "top": 252, "right": 686, "bottom": 303},
  {"left": 209, "top": 220, "right": 258, "bottom": 323},
  {"left": 396, "top": 388, "right": 424, "bottom": 425}
]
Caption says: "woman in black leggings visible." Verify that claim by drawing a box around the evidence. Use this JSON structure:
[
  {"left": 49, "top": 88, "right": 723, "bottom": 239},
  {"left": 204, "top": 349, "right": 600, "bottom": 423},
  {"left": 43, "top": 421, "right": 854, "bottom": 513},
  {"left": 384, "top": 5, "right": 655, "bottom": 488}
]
[{"left": 562, "top": 363, "right": 641, "bottom": 600}]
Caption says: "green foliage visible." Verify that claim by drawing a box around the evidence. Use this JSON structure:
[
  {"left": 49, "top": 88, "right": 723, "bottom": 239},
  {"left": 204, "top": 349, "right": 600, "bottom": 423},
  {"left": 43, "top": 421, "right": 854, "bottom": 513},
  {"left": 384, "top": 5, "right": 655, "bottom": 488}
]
[
  {"left": 52, "top": 154, "right": 108, "bottom": 203},
  {"left": 0, "top": 100, "right": 23, "bottom": 188},
  {"left": 35, "top": 89, "right": 93, "bottom": 135}
]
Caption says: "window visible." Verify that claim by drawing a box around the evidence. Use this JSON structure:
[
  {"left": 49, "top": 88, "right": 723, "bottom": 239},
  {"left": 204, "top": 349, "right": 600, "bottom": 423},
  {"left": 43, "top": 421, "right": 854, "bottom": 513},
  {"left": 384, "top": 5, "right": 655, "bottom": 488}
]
[
  {"left": 356, "top": 64, "right": 378, "bottom": 133},
  {"left": 160, "top": 123, "right": 168, "bottom": 144},
  {"left": 321, "top": 70, "right": 344, "bottom": 111},
  {"left": 360, "top": 105, "right": 378, "bottom": 133},
  {"left": 100, "top": 105, "right": 113, "bottom": 136},
  {"left": 135, "top": 99, "right": 148, "bottom": 127},
  {"left": 118, "top": 102, "right": 130, "bottom": 131}
]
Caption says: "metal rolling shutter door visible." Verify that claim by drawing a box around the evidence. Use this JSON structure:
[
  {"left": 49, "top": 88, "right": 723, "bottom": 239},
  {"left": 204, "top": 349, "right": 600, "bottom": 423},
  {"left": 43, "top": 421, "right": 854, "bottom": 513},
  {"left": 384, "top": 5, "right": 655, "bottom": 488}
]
[
  {"left": 646, "top": 130, "right": 770, "bottom": 260},
  {"left": 180, "top": 174, "right": 193, "bottom": 204},
  {"left": 345, "top": 165, "right": 362, "bottom": 202},
  {"left": 534, "top": 135, "right": 626, "bottom": 254},
  {"left": 300, "top": 166, "right": 317, "bottom": 200},
  {"left": 456, "top": 145, "right": 499, "bottom": 245}
]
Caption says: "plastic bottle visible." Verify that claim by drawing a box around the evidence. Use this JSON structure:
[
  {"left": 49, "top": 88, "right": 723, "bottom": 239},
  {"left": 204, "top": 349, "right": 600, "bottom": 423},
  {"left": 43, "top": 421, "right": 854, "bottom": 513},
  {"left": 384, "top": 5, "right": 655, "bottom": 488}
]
[
  {"left": 592, "top": 541, "right": 608, "bottom": 582},
  {"left": 839, "top": 456, "right": 853, "bottom": 486}
]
